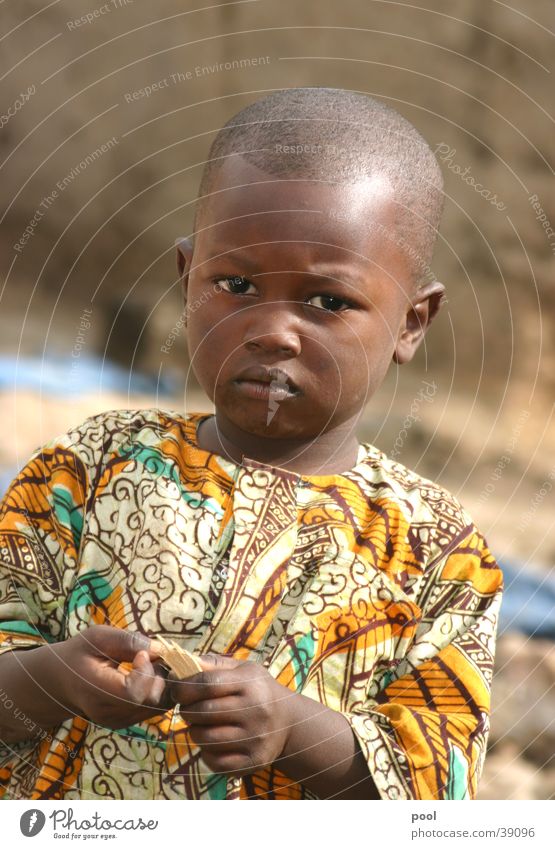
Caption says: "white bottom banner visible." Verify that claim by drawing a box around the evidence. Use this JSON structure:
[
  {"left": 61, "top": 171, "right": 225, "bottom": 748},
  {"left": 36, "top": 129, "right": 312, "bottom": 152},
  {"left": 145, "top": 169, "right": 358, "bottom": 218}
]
[{"left": 3, "top": 799, "right": 553, "bottom": 848}]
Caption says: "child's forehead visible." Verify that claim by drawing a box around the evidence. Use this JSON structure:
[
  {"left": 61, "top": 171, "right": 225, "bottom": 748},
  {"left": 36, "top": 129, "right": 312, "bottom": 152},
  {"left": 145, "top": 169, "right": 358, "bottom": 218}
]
[{"left": 198, "top": 158, "right": 401, "bottom": 258}]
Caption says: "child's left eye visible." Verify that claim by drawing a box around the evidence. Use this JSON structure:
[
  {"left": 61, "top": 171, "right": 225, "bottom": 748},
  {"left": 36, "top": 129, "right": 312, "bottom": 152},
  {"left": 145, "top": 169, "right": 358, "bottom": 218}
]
[{"left": 307, "top": 295, "right": 351, "bottom": 312}]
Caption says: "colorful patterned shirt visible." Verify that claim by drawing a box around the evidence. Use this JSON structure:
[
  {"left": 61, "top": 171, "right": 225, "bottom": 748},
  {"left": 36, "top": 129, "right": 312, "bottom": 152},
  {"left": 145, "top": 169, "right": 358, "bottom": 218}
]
[{"left": 0, "top": 408, "right": 503, "bottom": 800}]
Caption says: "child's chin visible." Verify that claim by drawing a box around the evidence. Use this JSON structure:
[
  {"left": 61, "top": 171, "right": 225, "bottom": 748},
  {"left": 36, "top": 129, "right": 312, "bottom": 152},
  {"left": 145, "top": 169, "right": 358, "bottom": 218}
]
[{"left": 225, "top": 405, "right": 311, "bottom": 441}]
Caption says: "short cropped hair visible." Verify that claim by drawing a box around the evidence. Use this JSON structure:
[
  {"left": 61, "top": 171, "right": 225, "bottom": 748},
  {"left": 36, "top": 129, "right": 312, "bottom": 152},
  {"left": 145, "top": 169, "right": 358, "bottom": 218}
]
[{"left": 193, "top": 87, "right": 444, "bottom": 286}]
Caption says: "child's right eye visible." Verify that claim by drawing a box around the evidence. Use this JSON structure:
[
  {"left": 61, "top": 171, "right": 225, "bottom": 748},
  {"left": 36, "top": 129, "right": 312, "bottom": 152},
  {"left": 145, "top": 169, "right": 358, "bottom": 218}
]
[{"left": 214, "top": 276, "right": 256, "bottom": 295}]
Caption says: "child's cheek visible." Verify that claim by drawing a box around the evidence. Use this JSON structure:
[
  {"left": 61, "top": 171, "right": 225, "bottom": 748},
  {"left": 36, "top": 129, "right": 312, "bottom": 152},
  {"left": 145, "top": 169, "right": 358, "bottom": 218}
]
[{"left": 187, "top": 307, "right": 226, "bottom": 360}]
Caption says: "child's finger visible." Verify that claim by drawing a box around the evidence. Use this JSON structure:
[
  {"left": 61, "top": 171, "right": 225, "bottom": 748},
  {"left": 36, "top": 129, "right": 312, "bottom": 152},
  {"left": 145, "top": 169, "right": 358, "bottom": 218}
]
[
  {"left": 82, "top": 625, "right": 160, "bottom": 664},
  {"left": 188, "top": 723, "right": 244, "bottom": 748},
  {"left": 86, "top": 651, "right": 164, "bottom": 708},
  {"left": 179, "top": 696, "right": 241, "bottom": 726},
  {"left": 197, "top": 653, "right": 242, "bottom": 672},
  {"left": 124, "top": 650, "right": 159, "bottom": 706},
  {"left": 147, "top": 663, "right": 171, "bottom": 708},
  {"left": 169, "top": 671, "right": 240, "bottom": 707}
]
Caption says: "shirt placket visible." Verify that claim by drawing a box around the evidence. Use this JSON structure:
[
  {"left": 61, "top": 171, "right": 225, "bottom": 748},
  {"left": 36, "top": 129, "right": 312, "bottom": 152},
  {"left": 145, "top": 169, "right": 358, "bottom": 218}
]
[{"left": 195, "top": 457, "right": 302, "bottom": 660}]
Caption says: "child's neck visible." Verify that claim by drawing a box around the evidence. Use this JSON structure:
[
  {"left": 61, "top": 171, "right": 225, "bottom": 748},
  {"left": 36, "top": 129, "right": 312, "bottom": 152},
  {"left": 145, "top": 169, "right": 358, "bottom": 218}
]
[{"left": 196, "top": 412, "right": 362, "bottom": 477}]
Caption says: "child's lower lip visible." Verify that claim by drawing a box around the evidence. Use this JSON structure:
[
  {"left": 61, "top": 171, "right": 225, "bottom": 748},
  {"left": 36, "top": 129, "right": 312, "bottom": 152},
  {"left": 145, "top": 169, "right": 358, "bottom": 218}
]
[{"left": 233, "top": 379, "right": 299, "bottom": 401}]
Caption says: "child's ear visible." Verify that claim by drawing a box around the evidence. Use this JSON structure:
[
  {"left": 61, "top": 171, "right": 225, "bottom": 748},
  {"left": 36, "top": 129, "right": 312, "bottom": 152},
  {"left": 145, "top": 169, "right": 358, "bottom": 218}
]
[
  {"left": 393, "top": 280, "right": 446, "bottom": 365},
  {"left": 176, "top": 237, "right": 194, "bottom": 303}
]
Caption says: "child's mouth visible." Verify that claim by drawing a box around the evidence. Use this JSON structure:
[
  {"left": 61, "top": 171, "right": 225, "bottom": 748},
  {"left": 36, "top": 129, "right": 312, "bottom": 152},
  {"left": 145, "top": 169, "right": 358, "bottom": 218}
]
[{"left": 233, "top": 379, "right": 298, "bottom": 402}]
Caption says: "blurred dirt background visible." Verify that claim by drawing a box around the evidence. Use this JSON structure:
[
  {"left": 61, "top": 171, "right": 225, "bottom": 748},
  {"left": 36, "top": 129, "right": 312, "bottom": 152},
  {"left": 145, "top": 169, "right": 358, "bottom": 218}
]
[{"left": 0, "top": 0, "right": 553, "bottom": 799}]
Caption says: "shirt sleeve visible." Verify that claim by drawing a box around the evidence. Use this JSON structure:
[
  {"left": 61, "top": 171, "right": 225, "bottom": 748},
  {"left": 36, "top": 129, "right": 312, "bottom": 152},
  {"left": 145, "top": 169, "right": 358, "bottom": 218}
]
[
  {"left": 344, "top": 527, "right": 503, "bottom": 800},
  {"left": 0, "top": 435, "right": 89, "bottom": 656},
  {"left": 0, "top": 434, "right": 91, "bottom": 783}
]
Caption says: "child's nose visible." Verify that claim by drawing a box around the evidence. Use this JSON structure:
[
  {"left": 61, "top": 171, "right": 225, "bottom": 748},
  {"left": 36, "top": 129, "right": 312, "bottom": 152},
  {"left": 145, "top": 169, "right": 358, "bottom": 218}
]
[
  {"left": 242, "top": 305, "right": 301, "bottom": 358},
  {"left": 244, "top": 331, "right": 301, "bottom": 358}
]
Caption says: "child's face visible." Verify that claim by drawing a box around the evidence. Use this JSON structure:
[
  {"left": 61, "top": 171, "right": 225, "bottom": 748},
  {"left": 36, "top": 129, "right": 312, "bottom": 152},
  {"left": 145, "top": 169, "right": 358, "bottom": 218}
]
[{"left": 178, "top": 157, "right": 443, "bottom": 441}]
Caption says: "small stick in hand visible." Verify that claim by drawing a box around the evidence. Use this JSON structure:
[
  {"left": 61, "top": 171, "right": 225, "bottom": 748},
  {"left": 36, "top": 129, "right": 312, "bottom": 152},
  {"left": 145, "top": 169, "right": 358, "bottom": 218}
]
[{"left": 153, "top": 636, "right": 203, "bottom": 679}]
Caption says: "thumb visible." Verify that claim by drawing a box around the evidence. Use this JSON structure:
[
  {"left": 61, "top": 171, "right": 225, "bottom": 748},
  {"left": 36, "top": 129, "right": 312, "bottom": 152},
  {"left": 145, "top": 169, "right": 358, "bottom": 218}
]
[
  {"left": 124, "top": 650, "right": 165, "bottom": 707},
  {"left": 84, "top": 625, "right": 157, "bottom": 664}
]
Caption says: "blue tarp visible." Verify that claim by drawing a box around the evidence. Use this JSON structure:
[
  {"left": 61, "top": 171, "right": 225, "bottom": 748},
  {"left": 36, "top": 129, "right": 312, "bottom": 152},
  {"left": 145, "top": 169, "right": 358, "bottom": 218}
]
[
  {"left": 498, "top": 560, "right": 555, "bottom": 640},
  {"left": 0, "top": 354, "right": 177, "bottom": 397}
]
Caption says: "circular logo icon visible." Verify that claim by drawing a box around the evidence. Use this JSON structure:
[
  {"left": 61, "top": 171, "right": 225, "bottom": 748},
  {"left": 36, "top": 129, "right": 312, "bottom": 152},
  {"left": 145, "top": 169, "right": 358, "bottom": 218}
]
[{"left": 20, "top": 810, "right": 46, "bottom": 837}]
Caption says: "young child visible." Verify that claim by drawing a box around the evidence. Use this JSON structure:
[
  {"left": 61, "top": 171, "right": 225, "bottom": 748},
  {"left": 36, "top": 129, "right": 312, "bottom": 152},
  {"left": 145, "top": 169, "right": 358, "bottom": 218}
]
[{"left": 0, "top": 88, "right": 502, "bottom": 801}]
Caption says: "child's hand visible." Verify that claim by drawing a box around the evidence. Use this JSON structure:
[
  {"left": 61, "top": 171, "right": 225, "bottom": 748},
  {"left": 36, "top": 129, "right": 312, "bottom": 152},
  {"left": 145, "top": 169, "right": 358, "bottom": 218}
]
[
  {"left": 169, "top": 654, "right": 295, "bottom": 777},
  {"left": 54, "top": 625, "right": 170, "bottom": 729}
]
